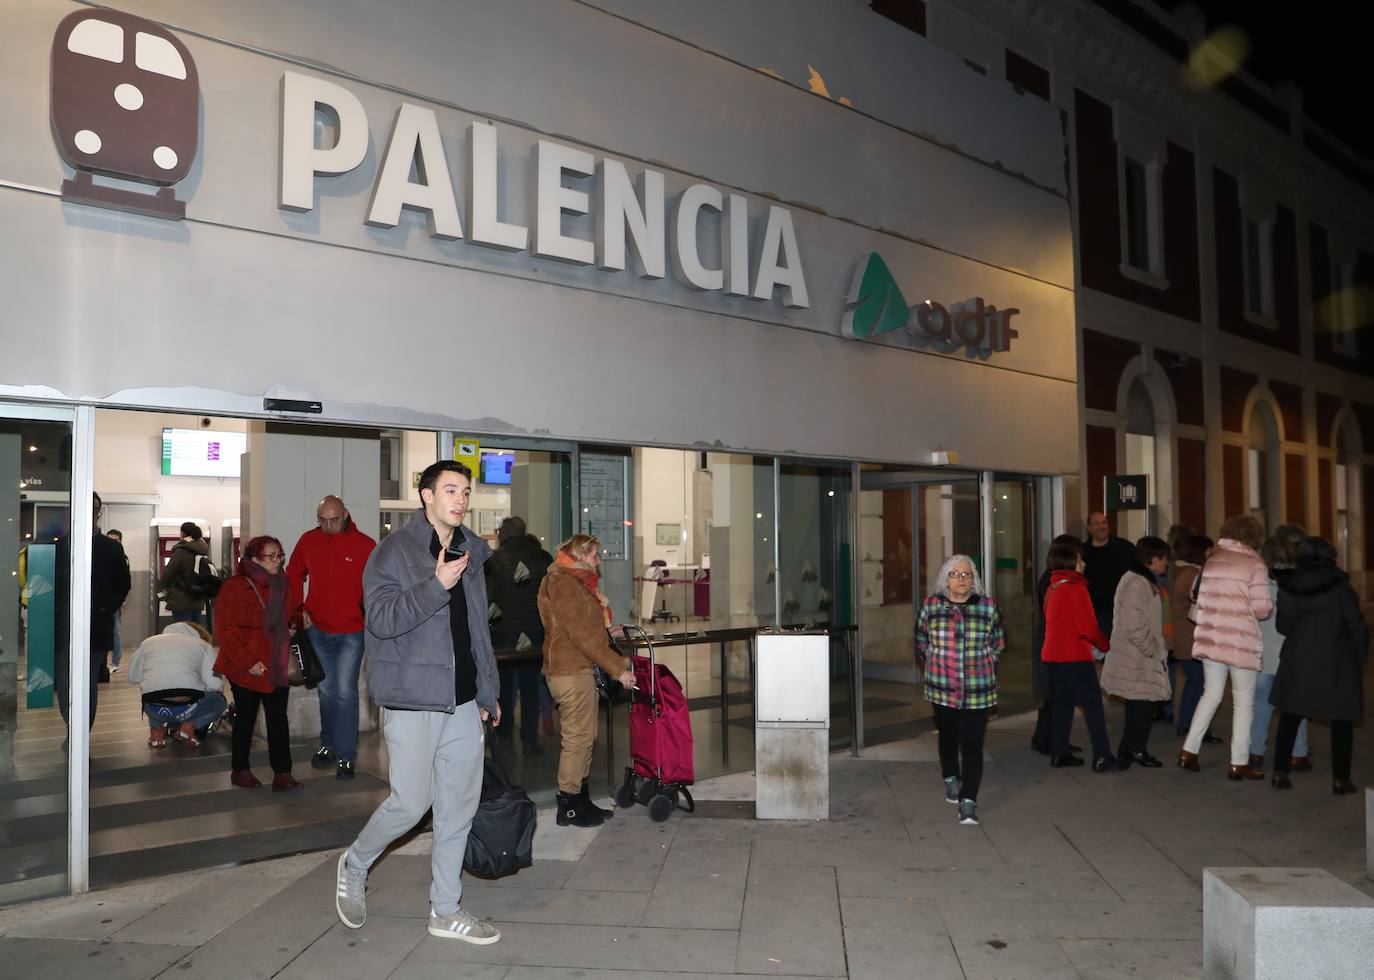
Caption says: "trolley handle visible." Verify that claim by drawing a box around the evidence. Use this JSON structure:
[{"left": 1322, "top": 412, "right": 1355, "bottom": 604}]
[{"left": 614, "top": 623, "right": 660, "bottom": 706}]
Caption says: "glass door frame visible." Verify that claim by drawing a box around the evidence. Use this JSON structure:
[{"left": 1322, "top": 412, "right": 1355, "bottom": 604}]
[
  {"left": 851, "top": 466, "right": 988, "bottom": 750},
  {"left": 0, "top": 400, "right": 93, "bottom": 896}
]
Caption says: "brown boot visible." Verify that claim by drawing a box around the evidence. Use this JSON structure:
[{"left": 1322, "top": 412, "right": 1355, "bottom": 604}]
[
  {"left": 1177, "top": 750, "right": 1200, "bottom": 772},
  {"left": 1227, "top": 764, "right": 1265, "bottom": 780},
  {"left": 1247, "top": 754, "right": 1264, "bottom": 769}
]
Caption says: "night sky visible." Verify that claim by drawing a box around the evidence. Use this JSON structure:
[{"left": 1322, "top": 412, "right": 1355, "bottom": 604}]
[{"left": 1169, "top": 1, "right": 1371, "bottom": 160}]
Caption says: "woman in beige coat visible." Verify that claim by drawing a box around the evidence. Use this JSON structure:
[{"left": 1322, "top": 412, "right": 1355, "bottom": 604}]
[{"left": 1101, "top": 536, "right": 1171, "bottom": 768}]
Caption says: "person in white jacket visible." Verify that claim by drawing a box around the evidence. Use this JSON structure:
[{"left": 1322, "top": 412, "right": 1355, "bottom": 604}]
[{"left": 128, "top": 621, "right": 226, "bottom": 748}]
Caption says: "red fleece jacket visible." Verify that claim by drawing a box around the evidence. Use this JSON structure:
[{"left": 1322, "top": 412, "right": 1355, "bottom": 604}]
[
  {"left": 1041, "top": 569, "right": 1109, "bottom": 662},
  {"left": 286, "top": 522, "right": 376, "bottom": 634}
]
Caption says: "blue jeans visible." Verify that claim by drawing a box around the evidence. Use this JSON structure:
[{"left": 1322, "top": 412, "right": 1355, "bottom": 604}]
[
  {"left": 111, "top": 609, "right": 123, "bottom": 667},
  {"left": 145, "top": 691, "right": 227, "bottom": 731},
  {"left": 1174, "top": 659, "right": 1206, "bottom": 735},
  {"left": 1251, "top": 672, "right": 1308, "bottom": 759},
  {"left": 308, "top": 627, "right": 365, "bottom": 763}
]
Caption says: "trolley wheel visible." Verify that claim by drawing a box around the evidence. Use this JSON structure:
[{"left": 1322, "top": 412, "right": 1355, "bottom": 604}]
[
  {"left": 615, "top": 783, "right": 637, "bottom": 809},
  {"left": 636, "top": 778, "right": 658, "bottom": 805},
  {"left": 647, "top": 794, "right": 674, "bottom": 822}
]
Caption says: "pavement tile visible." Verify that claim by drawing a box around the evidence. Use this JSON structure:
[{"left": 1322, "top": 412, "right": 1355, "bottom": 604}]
[
  {"left": 396, "top": 921, "right": 738, "bottom": 972},
  {"left": 562, "top": 819, "right": 677, "bottom": 893},
  {"left": 161, "top": 858, "right": 341, "bottom": 980},
  {"left": 938, "top": 897, "right": 1201, "bottom": 942},
  {"left": 276, "top": 915, "right": 425, "bottom": 980},
  {"left": 737, "top": 864, "right": 846, "bottom": 976},
  {"left": 387, "top": 961, "right": 510, "bottom": 980},
  {"left": 464, "top": 885, "right": 649, "bottom": 926},
  {"left": 2, "top": 893, "right": 162, "bottom": 940},
  {"left": 111, "top": 870, "right": 297, "bottom": 945},
  {"left": 950, "top": 934, "right": 1079, "bottom": 980},
  {"left": 836, "top": 862, "right": 1120, "bottom": 903},
  {"left": 1060, "top": 937, "right": 1204, "bottom": 979},
  {"left": 0, "top": 936, "right": 193, "bottom": 980},
  {"left": 641, "top": 837, "right": 750, "bottom": 929},
  {"left": 839, "top": 896, "right": 962, "bottom": 980},
  {"left": 499, "top": 971, "right": 816, "bottom": 980},
  {"left": 1055, "top": 826, "right": 1197, "bottom": 903}
]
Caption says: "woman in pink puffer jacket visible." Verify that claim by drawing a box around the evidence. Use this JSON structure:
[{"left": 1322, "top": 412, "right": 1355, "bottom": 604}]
[{"left": 1178, "top": 515, "right": 1273, "bottom": 778}]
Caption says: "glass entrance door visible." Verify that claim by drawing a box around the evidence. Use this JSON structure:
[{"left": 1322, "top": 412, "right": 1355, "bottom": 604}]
[
  {"left": 856, "top": 470, "right": 982, "bottom": 746},
  {"left": 0, "top": 404, "right": 77, "bottom": 905}
]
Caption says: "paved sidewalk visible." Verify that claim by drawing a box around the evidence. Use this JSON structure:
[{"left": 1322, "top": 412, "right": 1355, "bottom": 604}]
[{"left": 3, "top": 708, "right": 1370, "bottom": 979}]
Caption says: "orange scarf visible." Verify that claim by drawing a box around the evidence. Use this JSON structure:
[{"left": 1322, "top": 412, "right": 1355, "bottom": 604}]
[{"left": 556, "top": 551, "right": 612, "bottom": 626}]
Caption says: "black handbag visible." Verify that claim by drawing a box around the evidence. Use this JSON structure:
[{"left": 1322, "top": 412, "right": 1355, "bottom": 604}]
[
  {"left": 463, "top": 736, "right": 536, "bottom": 879},
  {"left": 288, "top": 629, "right": 327, "bottom": 688}
]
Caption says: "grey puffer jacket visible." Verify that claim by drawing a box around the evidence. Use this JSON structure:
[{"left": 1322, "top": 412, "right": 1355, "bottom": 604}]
[
  {"left": 363, "top": 509, "right": 498, "bottom": 714},
  {"left": 1101, "top": 565, "right": 1170, "bottom": 701}
]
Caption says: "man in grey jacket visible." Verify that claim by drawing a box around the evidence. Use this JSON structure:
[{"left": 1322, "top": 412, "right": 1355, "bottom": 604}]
[{"left": 334, "top": 460, "right": 502, "bottom": 944}]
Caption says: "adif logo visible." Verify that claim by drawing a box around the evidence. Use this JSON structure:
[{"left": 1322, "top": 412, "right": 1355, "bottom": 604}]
[
  {"left": 842, "top": 252, "right": 1019, "bottom": 359},
  {"left": 51, "top": 10, "right": 200, "bottom": 219}
]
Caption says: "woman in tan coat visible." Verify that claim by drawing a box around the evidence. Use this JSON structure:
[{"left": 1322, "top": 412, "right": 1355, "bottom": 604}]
[
  {"left": 1101, "top": 536, "right": 1171, "bottom": 768},
  {"left": 537, "top": 534, "right": 637, "bottom": 828}
]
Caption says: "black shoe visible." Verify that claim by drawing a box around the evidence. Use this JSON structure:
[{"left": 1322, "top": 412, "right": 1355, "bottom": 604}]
[
  {"left": 1130, "top": 752, "right": 1164, "bottom": 768},
  {"left": 1050, "top": 754, "right": 1085, "bottom": 768},
  {"left": 336, "top": 759, "right": 356, "bottom": 780},
  {"left": 580, "top": 780, "right": 614, "bottom": 820},
  {"left": 1068, "top": 743, "right": 1083, "bottom": 753},
  {"left": 311, "top": 747, "right": 334, "bottom": 769},
  {"left": 1092, "top": 755, "right": 1122, "bottom": 772},
  {"left": 556, "top": 792, "right": 604, "bottom": 828},
  {"left": 1116, "top": 745, "right": 1133, "bottom": 770},
  {"left": 1201, "top": 733, "right": 1224, "bottom": 745}
]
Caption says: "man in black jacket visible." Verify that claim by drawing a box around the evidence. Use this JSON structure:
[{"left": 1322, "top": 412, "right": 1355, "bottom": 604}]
[
  {"left": 485, "top": 516, "right": 552, "bottom": 752},
  {"left": 1081, "top": 511, "right": 1134, "bottom": 645},
  {"left": 54, "top": 492, "right": 132, "bottom": 729}
]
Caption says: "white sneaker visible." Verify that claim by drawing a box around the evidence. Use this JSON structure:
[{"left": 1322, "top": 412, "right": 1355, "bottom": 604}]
[
  {"left": 428, "top": 908, "right": 501, "bottom": 945},
  {"left": 109, "top": 664, "right": 121, "bottom": 673},
  {"left": 335, "top": 851, "right": 367, "bottom": 929}
]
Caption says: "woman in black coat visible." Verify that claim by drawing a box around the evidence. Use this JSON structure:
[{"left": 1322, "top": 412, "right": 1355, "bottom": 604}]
[{"left": 1269, "top": 537, "right": 1370, "bottom": 793}]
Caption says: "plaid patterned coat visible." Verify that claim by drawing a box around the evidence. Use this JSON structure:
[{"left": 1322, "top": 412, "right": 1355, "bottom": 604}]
[{"left": 915, "top": 594, "right": 1006, "bottom": 709}]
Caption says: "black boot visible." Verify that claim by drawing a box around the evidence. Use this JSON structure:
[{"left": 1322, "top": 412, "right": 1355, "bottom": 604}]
[
  {"left": 581, "top": 780, "right": 614, "bottom": 820},
  {"left": 556, "top": 791, "right": 604, "bottom": 828}
]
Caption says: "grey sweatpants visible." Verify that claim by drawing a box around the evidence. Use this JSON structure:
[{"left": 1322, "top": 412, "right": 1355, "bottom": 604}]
[{"left": 346, "top": 700, "right": 483, "bottom": 915}]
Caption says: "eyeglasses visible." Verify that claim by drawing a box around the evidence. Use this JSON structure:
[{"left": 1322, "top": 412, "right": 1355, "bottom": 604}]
[
  {"left": 260, "top": 552, "right": 285, "bottom": 561},
  {"left": 948, "top": 570, "right": 974, "bottom": 580}
]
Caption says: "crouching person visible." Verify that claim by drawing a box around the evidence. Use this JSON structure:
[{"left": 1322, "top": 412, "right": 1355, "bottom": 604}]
[
  {"left": 333, "top": 461, "right": 502, "bottom": 944},
  {"left": 128, "top": 622, "right": 226, "bottom": 748}
]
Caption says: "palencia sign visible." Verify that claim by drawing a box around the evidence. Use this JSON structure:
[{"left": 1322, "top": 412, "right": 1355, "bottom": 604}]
[
  {"left": 842, "top": 252, "right": 1019, "bottom": 358},
  {"left": 278, "top": 72, "right": 810, "bottom": 308}
]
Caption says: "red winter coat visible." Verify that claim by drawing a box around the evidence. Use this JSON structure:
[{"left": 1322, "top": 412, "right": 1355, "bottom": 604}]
[
  {"left": 286, "top": 522, "right": 376, "bottom": 634},
  {"left": 214, "top": 573, "right": 285, "bottom": 693},
  {"left": 1041, "top": 570, "right": 1109, "bottom": 663}
]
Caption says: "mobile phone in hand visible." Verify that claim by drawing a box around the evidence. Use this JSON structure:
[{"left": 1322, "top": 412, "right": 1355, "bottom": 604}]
[{"left": 445, "top": 545, "right": 466, "bottom": 562}]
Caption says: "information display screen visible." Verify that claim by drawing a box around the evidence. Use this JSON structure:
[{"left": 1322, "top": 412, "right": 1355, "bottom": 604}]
[
  {"left": 161, "top": 428, "right": 246, "bottom": 478},
  {"left": 479, "top": 450, "right": 514, "bottom": 485}
]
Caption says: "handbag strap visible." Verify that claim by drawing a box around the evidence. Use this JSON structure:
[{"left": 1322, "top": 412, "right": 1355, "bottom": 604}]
[{"left": 246, "top": 578, "right": 266, "bottom": 610}]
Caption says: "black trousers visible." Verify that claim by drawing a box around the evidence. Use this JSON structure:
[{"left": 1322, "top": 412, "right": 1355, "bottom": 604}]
[
  {"left": 1275, "top": 712, "right": 1353, "bottom": 780},
  {"left": 230, "top": 683, "right": 293, "bottom": 775},
  {"left": 1048, "top": 661, "right": 1111, "bottom": 758},
  {"left": 932, "top": 704, "right": 988, "bottom": 802},
  {"left": 1119, "top": 699, "right": 1155, "bottom": 755}
]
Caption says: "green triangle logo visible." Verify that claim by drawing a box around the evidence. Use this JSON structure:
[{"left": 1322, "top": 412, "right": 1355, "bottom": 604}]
[{"left": 842, "top": 252, "right": 909, "bottom": 340}]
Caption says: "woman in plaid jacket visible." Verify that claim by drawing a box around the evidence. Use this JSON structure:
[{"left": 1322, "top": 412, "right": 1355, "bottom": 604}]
[{"left": 915, "top": 554, "right": 1005, "bottom": 827}]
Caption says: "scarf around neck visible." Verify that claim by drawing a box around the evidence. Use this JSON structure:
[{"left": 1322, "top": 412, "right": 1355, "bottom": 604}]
[
  {"left": 240, "top": 559, "right": 291, "bottom": 687},
  {"left": 556, "top": 551, "right": 612, "bottom": 626}
]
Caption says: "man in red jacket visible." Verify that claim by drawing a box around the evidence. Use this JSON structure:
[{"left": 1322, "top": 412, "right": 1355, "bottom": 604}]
[{"left": 287, "top": 495, "right": 376, "bottom": 779}]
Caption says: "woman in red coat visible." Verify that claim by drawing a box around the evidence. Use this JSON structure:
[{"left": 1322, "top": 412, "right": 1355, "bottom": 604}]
[
  {"left": 214, "top": 535, "right": 302, "bottom": 791},
  {"left": 1042, "top": 543, "right": 1119, "bottom": 772}
]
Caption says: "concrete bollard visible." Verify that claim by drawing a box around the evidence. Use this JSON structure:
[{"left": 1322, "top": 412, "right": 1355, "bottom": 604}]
[
  {"left": 1203, "top": 867, "right": 1374, "bottom": 979},
  {"left": 1367, "top": 789, "right": 1373, "bottom": 881}
]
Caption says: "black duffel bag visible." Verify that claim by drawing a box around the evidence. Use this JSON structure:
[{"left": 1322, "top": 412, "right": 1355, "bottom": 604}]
[{"left": 463, "top": 737, "right": 536, "bottom": 879}]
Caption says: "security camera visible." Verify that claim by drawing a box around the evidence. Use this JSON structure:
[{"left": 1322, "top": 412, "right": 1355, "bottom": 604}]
[{"left": 200, "top": 417, "right": 212, "bottom": 428}]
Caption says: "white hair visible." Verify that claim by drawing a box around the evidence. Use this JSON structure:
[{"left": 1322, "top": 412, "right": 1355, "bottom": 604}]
[{"left": 930, "top": 554, "right": 984, "bottom": 599}]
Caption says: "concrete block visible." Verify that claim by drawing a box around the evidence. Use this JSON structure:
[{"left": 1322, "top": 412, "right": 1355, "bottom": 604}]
[
  {"left": 756, "top": 725, "right": 828, "bottom": 820},
  {"left": 1203, "top": 867, "right": 1374, "bottom": 979}
]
